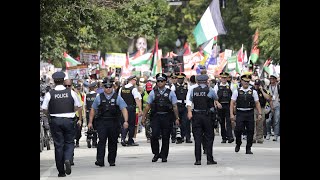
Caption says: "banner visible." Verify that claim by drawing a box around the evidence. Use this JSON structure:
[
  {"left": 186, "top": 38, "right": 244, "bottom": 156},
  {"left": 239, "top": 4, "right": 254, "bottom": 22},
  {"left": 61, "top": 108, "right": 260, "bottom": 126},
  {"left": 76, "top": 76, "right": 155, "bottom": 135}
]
[
  {"left": 105, "top": 53, "right": 126, "bottom": 68},
  {"left": 183, "top": 52, "right": 204, "bottom": 77},
  {"left": 67, "top": 64, "right": 88, "bottom": 79},
  {"left": 227, "top": 56, "right": 237, "bottom": 71},
  {"left": 80, "top": 50, "right": 100, "bottom": 64}
]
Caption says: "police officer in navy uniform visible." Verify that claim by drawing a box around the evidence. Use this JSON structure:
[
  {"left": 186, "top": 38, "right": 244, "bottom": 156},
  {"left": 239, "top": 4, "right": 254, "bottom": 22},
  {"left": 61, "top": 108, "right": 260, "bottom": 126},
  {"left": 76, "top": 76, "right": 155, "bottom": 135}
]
[
  {"left": 141, "top": 73, "right": 180, "bottom": 163},
  {"left": 119, "top": 75, "right": 142, "bottom": 146},
  {"left": 214, "top": 71, "right": 234, "bottom": 143},
  {"left": 41, "top": 72, "right": 82, "bottom": 177},
  {"left": 187, "top": 74, "right": 221, "bottom": 165},
  {"left": 171, "top": 72, "right": 192, "bottom": 144},
  {"left": 84, "top": 82, "right": 98, "bottom": 148},
  {"left": 87, "top": 77, "right": 129, "bottom": 167},
  {"left": 230, "top": 74, "right": 262, "bottom": 154}
]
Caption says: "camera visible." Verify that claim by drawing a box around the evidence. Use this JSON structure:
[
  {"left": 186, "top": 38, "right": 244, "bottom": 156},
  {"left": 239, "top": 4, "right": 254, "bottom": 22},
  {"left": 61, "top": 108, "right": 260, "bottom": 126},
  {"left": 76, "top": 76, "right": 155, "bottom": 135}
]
[{"left": 86, "top": 129, "right": 97, "bottom": 140}]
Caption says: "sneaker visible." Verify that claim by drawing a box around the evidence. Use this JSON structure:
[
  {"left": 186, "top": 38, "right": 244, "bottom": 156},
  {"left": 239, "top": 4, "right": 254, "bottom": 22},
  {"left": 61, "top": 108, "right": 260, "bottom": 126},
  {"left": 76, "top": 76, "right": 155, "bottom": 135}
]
[
  {"left": 266, "top": 134, "right": 270, "bottom": 140},
  {"left": 273, "top": 135, "right": 278, "bottom": 141},
  {"left": 257, "top": 140, "right": 263, "bottom": 144}
]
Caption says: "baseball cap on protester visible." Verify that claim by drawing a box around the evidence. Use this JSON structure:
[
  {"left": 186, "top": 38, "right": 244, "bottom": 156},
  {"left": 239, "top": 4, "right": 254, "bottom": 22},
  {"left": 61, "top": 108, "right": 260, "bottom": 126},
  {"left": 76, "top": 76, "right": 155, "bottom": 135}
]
[{"left": 145, "top": 82, "right": 153, "bottom": 91}]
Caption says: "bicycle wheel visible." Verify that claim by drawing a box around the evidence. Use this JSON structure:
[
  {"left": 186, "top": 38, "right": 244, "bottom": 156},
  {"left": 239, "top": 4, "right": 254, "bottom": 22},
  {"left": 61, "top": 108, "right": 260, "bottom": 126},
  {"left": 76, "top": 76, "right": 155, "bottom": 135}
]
[{"left": 44, "top": 131, "right": 51, "bottom": 150}]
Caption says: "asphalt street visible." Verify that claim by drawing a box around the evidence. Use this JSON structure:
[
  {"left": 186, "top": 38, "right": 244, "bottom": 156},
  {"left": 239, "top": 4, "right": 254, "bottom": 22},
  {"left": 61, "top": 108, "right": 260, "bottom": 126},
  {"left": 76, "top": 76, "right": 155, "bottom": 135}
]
[{"left": 40, "top": 128, "right": 280, "bottom": 180}]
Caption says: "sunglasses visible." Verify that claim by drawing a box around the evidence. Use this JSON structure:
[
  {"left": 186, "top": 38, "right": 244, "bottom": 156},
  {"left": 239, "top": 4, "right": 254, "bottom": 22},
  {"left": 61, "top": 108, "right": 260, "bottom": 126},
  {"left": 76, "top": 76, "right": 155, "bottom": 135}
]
[
  {"left": 64, "top": 85, "right": 72, "bottom": 87},
  {"left": 171, "top": 77, "right": 177, "bottom": 79},
  {"left": 104, "top": 85, "right": 113, "bottom": 88},
  {"left": 157, "top": 80, "right": 165, "bottom": 83}
]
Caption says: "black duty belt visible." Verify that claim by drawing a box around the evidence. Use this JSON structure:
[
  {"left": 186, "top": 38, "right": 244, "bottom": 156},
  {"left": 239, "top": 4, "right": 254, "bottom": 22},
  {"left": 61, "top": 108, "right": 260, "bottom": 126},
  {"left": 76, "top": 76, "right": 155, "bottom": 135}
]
[
  {"left": 156, "top": 112, "right": 169, "bottom": 114},
  {"left": 99, "top": 117, "right": 118, "bottom": 121},
  {"left": 50, "top": 116, "right": 74, "bottom": 120},
  {"left": 236, "top": 109, "right": 253, "bottom": 112},
  {"left": 193, "top": 110, "right": 207, "bottom": 114}
]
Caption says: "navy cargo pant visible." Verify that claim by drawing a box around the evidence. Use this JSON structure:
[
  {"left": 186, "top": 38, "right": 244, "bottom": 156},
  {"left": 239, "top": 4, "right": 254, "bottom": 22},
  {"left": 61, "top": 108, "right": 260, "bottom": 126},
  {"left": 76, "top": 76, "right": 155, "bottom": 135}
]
[
  {"left": 121, "top": 106, "right": 136, "bottom": 144},
  {"left": 179, "top": 105, "right": 191, "bottom": 141},
  {"left": 192, "top": 112, "right": 214, "bottom": 162},
  {"left": 151, "top": 113, "right": 172, "bottom": 159},
  {"left": 218, "top": 103, "right": 234, "bottom": 141},
  {"left": 49, "top": 117, "right": 75, "bottom": 174},
  {"left": 234, "top": 110, "right": 254, "bottom": 149},
  {"left": 96, "top": 118, "right": 120, "bottom": 164}
]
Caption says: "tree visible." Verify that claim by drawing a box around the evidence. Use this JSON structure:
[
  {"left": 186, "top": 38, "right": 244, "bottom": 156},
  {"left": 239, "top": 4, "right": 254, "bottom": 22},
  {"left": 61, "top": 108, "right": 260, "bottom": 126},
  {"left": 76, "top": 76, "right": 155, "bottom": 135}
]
[{"left": 250, "top": 0, "right": 280, "bottom": 64}]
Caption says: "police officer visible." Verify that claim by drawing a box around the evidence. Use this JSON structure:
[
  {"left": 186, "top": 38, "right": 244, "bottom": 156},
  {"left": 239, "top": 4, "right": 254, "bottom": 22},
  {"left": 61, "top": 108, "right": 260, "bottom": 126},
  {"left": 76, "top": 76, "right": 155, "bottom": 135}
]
[
  {"left": 88, "top": 77, "right": 129, "bottom": 167},
  {"left": 141, "top": 73, "right": 180, "bottom": 163},
  {"left": 230, "top": 74, "right": 262, "bottom": 154},
  {"left": 41, "top": 72, "right": 81, "bottom": 177},
  {"left": 187, "top": 74, "right": 221, "bottom": 165},
  {"left": 171, "top": 72, "right": 192, "bottom": 144},
  {"left": 214, "top": 72, "right": 234, "bottom": 143},
  {"left": 118, "top": 75, "right": 142, "bottom": 146},
  {"left": 84, "top": 82, "right": 98, "bottom": 148}
]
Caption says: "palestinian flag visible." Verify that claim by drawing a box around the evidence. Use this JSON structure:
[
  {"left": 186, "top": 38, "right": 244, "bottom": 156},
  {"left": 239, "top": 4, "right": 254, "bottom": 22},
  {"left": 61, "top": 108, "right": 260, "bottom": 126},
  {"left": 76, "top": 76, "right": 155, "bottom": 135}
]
[
  {"left": 129, "top": 53, "right": 152, "bottom": 66},
  {"left": 249, "top": 29, "right": 259, "bottom": 64},
  {"left": 193, "top": 0, "right": 226, "bottom": 47},
  {"left": 63, "top": 52, "right": 80, "bottom": 66}
]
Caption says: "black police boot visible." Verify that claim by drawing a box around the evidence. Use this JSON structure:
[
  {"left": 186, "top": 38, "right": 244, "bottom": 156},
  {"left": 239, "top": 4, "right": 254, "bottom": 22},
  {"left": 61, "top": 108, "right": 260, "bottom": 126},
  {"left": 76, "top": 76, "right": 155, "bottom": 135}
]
[
  {"left": 194, "top": 160, "right": 201, "bottom": 165},
  {"left": 235, "top": 144, "right": 241, "bottom": 152},
  {"left": 92, "top": 141, "right": 97, "bottom": 148},
  {"left": 176, "top": 138, "right": 183, "bottom": 144},
  {"left": 109, "top": 162, "right": 116, "bottom": 166},
  {"left": 64, "top": 160, "right": 71, "bottom": 175},
  {"left": 246, "top": 147, "right": 253, "bottom": 154},
  {"left": 75, "top": 141, "right": 79, "bottom": 148},
  {"left": 221, "top": 139, "right": 227, "bottom": 143},
  {"left": 95, "top": 161, "right": 105, "bottom": 167},
  {"left": 207, "top": 160, "right": 217, "bottom": 165},
  {"left": 58, "top": 173, "right": 66, "bottom": 177},
  {"left": 186, "top": 138, "right": 193, "bottom": 143},
  {"left": 162, "top": 158, "right": 167, "bottom": 162},
  {"left": 171, "top": 139, "right": 176, "bottom": 143},
  {"left": 228, "top": 138, "right": 234, "bottom": 143},
  {"left": 87, "top": 139, "right": 91, "bottom": 148},
  {"left": 152, "top": 154, "right": 161, "bottom": 162},
  {"left": 121, "top": 140, "right": 127, "bottom": 146}
]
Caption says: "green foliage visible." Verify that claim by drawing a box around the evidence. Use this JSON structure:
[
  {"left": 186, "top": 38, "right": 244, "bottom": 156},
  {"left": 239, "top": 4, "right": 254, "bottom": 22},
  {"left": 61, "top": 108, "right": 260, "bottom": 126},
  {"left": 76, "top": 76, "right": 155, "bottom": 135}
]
[
  {"left": 250, "top": 0, "right": 280, "bottom": 64},
  {"left": 40, "top": 0, "right": 280, "bottom": 66}
]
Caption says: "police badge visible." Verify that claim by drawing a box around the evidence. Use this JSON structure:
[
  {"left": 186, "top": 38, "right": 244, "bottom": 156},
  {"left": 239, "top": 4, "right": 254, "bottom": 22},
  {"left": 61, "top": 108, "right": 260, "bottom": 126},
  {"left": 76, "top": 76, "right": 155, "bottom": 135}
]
[{"left": 164, "top": 93, "right": 168, "bottom": 97}]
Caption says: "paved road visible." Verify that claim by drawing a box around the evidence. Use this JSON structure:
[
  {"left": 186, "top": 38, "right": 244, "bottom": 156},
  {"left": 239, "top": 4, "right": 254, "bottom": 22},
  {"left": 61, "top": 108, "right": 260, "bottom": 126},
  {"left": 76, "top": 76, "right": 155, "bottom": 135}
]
[{"left": 40, "top": 129, "right": 280, "bottom": 180}]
